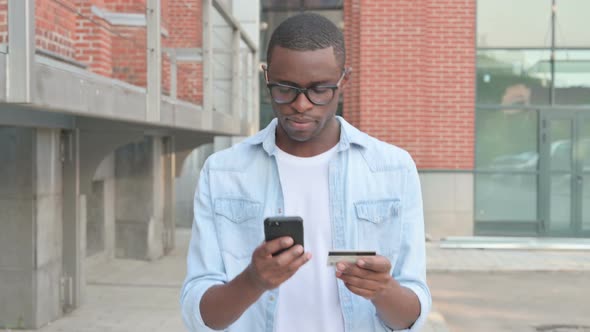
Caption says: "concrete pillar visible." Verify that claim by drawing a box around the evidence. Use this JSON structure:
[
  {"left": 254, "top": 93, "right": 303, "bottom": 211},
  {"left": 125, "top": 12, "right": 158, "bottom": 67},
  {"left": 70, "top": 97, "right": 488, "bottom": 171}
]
[
  {"left": 0, "top": 127, "right": 63, "bottom": 329},
  {"left": 114, "top": 136, "right": 167, "bottom": 261},
  {"left": 86, "top": 153, "right": 116, "bottom": 260}
]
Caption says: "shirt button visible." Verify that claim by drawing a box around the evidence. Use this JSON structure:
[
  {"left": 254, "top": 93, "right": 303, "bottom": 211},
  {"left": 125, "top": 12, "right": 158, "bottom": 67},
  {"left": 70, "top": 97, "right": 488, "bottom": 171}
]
[{"left": 269, "top": 296, "right": 275, "bottom": 301}]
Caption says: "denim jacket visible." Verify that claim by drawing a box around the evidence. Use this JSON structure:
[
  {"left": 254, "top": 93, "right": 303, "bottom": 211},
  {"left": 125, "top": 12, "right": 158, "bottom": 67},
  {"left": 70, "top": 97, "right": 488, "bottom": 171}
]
[{"left": 181, "top": 117, "right": 431, "bottom": 332}]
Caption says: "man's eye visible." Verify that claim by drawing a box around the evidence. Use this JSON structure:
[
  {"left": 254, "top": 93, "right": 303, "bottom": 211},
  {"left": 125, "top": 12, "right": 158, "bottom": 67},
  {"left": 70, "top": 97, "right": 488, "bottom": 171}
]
[
  {"left": 311, "top": 87, "right": 331, "bottom": 94},
  {"left": 278, "top": 87, "right": 293, "bottom": 94}
]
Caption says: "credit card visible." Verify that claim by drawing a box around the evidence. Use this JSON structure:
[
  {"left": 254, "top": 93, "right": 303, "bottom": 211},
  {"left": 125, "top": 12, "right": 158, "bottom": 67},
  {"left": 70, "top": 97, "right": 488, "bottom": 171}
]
[{"left": 327, "top": 250, "right": 376, "bottom": 266}]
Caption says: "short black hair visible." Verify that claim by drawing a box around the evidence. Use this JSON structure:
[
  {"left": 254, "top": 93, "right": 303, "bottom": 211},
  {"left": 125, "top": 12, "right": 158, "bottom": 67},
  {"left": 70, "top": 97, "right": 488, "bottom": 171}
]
[{"left": 266, "top": 13, "right": 345, "bottom": 68}]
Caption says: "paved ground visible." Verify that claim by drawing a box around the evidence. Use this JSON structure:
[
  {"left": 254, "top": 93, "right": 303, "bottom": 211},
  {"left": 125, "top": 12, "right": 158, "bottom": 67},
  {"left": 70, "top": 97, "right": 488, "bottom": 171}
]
[
  {"left": 427, "top": 242, "right": 590, "bottom": 272},
  {"left": 429, "top": 271, "right": 590, "bottom": 332},
  {"left": 9, "top": 230, "right": 590, "bottom": 332}
]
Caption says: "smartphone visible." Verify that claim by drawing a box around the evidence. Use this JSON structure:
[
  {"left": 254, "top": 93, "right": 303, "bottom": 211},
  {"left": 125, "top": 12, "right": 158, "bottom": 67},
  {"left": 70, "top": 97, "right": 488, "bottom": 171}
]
[{"left": 264, "top": 216, "right": 304, "bottom": 256}]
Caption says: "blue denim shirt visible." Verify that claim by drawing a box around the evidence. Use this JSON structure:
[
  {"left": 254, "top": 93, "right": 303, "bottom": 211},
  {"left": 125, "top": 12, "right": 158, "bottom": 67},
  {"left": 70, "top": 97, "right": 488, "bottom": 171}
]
[{"left": 181, "top": 117, "right": 431, "bottom": 332}]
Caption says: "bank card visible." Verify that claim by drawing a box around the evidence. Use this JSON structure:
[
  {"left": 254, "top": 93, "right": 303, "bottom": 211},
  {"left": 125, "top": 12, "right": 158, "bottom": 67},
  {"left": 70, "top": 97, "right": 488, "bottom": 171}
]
[{"left": 327, "top": 250, "right": 376, "bottom": 266}]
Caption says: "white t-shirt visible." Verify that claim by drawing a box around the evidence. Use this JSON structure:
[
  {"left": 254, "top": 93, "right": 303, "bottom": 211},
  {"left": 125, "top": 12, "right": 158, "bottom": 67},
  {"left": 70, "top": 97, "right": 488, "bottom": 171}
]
[{"left": 274, "top": 145, "right": 344, "bottom": 332}]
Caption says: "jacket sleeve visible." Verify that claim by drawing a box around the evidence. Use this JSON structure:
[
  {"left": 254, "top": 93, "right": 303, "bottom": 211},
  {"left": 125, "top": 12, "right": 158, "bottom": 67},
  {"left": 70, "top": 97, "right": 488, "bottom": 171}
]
[
  {"left": 180, "top": 160, "right": 227, "bottom": 331},
  {"left": 388, "top": 157, "right": 432, "bottom": 332}
]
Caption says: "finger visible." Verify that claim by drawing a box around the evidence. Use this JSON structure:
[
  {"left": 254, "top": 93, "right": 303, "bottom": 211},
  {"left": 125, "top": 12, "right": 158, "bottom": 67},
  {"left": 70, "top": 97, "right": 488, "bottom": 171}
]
[
  {"left": 337, "top": 273, "right": 380, "bottom": 292},
  {"left": 275, "top": 244, "right": 305, "bottom": 266},
  {"left": 337, "top": 263, "right": 381, "bottom": 281},
  {"left": 285, "top": 250, "right": 312, "bottom": 273},
  {"left": 344, "top": 283, "right": 375, "bottom": 299},
  {"left": 261, "top": 236, "right": 294, "bottom": 257},
  {"left": 356, "top": 255, "right": 391, "bottom": 273}
]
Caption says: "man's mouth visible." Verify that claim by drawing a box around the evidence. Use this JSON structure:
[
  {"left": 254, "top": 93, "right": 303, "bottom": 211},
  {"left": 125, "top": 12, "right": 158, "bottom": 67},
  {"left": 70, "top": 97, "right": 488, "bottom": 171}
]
[{"left": 286, "top": 117, "right": 315, "bottom": 130}]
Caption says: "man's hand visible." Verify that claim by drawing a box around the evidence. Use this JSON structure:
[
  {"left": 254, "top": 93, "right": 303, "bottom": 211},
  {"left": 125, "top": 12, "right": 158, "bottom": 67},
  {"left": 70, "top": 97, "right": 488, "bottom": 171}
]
[
  {"left": 246, "top": 236, "right": 312, "bottom": 291},
  {"left": 335, "top": 255, "right": 394, "bottom": 300}
]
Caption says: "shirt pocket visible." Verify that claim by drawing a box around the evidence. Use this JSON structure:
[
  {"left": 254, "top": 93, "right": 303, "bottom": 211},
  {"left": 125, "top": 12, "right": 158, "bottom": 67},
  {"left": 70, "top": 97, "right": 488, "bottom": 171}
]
[
  {"left": 214, "top": 198, "right": 263, "bottom": 263},
  {"left": 354, "top": 199, "right": 402, "bottom": 268}
]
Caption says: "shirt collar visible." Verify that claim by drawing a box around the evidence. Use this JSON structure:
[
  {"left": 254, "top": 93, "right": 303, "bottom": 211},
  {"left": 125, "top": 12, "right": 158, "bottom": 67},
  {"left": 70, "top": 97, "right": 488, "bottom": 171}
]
[{"left": 244, "top": 116, "right": 368, "bottom": 156}]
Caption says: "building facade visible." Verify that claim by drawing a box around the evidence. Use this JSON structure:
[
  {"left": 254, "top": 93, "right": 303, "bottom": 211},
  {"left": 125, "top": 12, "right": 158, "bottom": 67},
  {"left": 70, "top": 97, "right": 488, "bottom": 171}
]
[
  {"left": 261, "top": 0, "right": 590, "bottom": 239},
  {"left": 342, "top": 0, "right": 590, "bottom": 239},
  {"left": 0, "top": 0, "right": 259, "bottom": 328}
]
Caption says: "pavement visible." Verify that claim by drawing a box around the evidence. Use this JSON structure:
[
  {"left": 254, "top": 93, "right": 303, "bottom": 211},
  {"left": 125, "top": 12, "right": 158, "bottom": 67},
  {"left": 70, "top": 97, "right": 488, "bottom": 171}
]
[{"left": 9, "top": 230, "right": 590, "bottom": 332}]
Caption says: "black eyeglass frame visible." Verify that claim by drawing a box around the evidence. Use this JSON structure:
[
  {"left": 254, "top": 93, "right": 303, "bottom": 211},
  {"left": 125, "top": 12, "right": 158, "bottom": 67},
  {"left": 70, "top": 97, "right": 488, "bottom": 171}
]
[{"left": 263, "top": 65, "right": 349, "bottom": 106}]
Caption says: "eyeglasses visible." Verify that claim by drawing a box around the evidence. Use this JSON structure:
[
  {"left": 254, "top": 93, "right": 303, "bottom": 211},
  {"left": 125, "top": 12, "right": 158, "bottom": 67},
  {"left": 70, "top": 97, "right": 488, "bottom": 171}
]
[{"left": 263, "top": 67, "right": 347, "bottom": 106}]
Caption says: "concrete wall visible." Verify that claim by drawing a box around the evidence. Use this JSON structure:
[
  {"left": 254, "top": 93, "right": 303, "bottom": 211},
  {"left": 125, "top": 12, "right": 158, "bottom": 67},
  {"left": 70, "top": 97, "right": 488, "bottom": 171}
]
[
  {"left": 115, "top": 137, "right": 166, "bottom": 260},
  {"left": 420, "top": 172, "right": 474, "bottom": 240},
  {"left": 175, "top": 143, "right": 213, "bottom": 228},
  {"left": 0, "top": 127, "right": 63, "bottom": 329}
]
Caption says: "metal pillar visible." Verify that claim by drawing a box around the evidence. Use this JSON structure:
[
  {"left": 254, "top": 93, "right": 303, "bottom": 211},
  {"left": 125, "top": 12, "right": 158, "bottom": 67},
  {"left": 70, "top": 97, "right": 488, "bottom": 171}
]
[
  {"left": 146, "top": 0, "right": 162, "bottom": 121},
  {"left": 232, "top": 29, "right": 242, "bottom": 118},
  {"left": 202, "top": 0, "right": 214, "bottom": 113},
  {"left": 61, "top": 129, "right": 83, "bottom": 309},
  {"left": 7, "top": 0, "right": 35, "bottom": 102}
]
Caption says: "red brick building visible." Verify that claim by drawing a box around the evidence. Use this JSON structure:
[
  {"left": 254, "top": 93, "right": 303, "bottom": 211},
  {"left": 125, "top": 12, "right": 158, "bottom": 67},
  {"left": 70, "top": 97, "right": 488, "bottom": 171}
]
[
  {"left": 343, "top": 0, "right": 476, "bottom": 239},
  {"left": 263, "top": 0, "right": 590, "bottom": 239},
  {"left": 0, "top": 0, "right": 258, "bottom": 328}
]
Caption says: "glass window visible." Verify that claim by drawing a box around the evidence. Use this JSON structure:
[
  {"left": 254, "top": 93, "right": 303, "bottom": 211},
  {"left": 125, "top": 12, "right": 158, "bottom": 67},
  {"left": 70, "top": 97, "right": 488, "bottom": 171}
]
[
  {"left": 475, "top": 108, "right": 538, "bottom": 170},
  {"left": 554, "top": 50, "right": 590, "bottom": 106},
  {"left": 555, "top": 0, "right": 590, "bottom": 48},
  {"left": 477, "top": 0, "right": 552, "bottom": 48},
  {"left": 477, "top": 50, "right": 552, "bottom": 105},
  {"left": 475, "top": 174, "right": 538, "bottom": 221}
]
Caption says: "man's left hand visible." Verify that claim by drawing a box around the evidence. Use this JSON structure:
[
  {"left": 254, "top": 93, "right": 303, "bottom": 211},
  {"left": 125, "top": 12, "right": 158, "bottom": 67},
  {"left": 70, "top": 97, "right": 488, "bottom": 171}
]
[{"left": 335, "top": 255, "right": 394, "bottom": 300}]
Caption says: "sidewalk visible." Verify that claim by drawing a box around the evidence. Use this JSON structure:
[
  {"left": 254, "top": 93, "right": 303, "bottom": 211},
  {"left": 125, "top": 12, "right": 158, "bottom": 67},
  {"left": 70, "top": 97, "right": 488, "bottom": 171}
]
[
  {"left": 17, "top": 232, "right": 590, "bottom": 332},
  {"left": 427, "top": 241, "right": 590, "bottom": 272},
  {"left": 12, "top": 229, "right": 447, "bottom": 332}
]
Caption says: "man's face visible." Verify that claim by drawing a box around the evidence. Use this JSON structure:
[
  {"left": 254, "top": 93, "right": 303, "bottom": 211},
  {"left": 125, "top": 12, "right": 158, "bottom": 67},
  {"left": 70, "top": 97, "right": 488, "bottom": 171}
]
[{"left": 266, "top": 46, "right": 345, "bottom": 144}]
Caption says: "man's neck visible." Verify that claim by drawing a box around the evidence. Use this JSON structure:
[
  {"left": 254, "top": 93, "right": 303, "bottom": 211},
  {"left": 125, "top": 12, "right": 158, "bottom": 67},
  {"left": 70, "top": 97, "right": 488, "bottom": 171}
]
[{"left": 276, "top": 119, "right": 340, "bottom": 157}]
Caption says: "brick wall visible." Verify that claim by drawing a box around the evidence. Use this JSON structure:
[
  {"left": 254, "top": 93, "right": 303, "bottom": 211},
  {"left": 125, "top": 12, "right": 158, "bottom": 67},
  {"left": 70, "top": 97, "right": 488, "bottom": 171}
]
[
  {"left": 36, "top": 0, "right": 77, "bottom": 59},
  {"left": 0, "top": 0, "right": 6, "bottom": 44},
  {"left": 177, "top": 62, "right": 202, "bottom": 104},
  {"left": 343, "top": 0, "right": 475, "bottom": 169},
  {"left": 168, "top": 0, "right": 202, "bottom": 103},
  {"left": 0, "top": 0, "right": 204, "bottom": 103},
  {"left": 168, "top": 0, "right": 201, "bottom": 47},
  {"left": 75, "top": 0, "right": 113, "bottom": 77}
]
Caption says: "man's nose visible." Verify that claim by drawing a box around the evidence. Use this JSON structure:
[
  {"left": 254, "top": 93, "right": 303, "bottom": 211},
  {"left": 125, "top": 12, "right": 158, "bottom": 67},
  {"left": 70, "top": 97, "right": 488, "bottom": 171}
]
[{"left": 291, "top": 91, "right": 314, "bottom": 113}]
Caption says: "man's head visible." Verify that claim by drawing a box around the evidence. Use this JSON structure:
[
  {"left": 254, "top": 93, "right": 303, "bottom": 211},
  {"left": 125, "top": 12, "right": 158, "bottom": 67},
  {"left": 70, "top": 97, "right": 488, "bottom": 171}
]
[
  {"left": 265, "top": 13, "right": 349, "bottom": 155},
  {"left": 266, "top": 13, "right": 345, "bottom": 69}
]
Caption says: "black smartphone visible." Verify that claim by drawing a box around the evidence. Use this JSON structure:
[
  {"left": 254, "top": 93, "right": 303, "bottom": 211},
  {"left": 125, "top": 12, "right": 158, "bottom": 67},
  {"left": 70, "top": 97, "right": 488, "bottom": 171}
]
[{"left": 264, "top": 216, "right": 304, "bottom": 256}]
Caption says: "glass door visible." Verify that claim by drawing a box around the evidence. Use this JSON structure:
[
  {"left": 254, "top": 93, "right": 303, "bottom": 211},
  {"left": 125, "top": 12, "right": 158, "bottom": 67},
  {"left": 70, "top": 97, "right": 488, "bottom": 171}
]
[
  {"left": 540, "top": 110, "right": 590, "bottom": 237},
  {"left": 579, "top": 113, "right": 590, "bottom": 235}
]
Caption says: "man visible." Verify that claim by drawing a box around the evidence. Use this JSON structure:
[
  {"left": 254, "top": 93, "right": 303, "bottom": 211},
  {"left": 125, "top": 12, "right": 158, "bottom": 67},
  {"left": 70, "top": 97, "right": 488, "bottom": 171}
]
[{"left": 181, "top": 13, "right": 431, "bottom": 332}]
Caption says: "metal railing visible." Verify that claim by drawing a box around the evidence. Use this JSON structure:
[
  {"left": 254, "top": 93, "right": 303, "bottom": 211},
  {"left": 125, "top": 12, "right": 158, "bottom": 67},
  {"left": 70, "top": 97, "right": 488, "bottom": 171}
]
[
  {"left": 1, "top": 0, "right": 259, "bottom": 133},
  {"left": 203, "top": 0, "right": 258, "bottom": 131}
]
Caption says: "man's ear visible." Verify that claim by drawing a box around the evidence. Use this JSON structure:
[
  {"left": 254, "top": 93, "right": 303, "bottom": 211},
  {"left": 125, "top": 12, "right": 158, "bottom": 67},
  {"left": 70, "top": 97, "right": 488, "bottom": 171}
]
[
  {"left": 261, "top": 63, "right": 269, "bottom": 83},
  {"left": 340, "top": 67, "right": 353, "bottom": 89}
]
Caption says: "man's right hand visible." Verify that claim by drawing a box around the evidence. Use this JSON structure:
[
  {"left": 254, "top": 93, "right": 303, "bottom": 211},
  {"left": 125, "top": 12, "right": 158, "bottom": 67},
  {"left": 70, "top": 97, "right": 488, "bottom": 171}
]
[{"left": 245, "top": 236, "right": 312, "bottom": 291}]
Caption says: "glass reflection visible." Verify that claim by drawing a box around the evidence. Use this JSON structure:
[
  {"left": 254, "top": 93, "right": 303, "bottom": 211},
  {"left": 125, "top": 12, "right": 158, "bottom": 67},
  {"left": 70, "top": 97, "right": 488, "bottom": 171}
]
[
  {"left": 475, "top": 174, "right": 537, "bottom": 221},
  {"left": 477, "top": 0, "right": 551, "bottom": 48},
  {"left": 476, "top": 108, "right": 538, "bottom": 170},
  {"left": 477, "top": 50, "right": 551, "bottom": 105},
  {"left": 554, "top": 51, "right": 590, "bottom": 106},
  {"left": 555, "top": 0, "right": 590, "bottom": 48}
]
